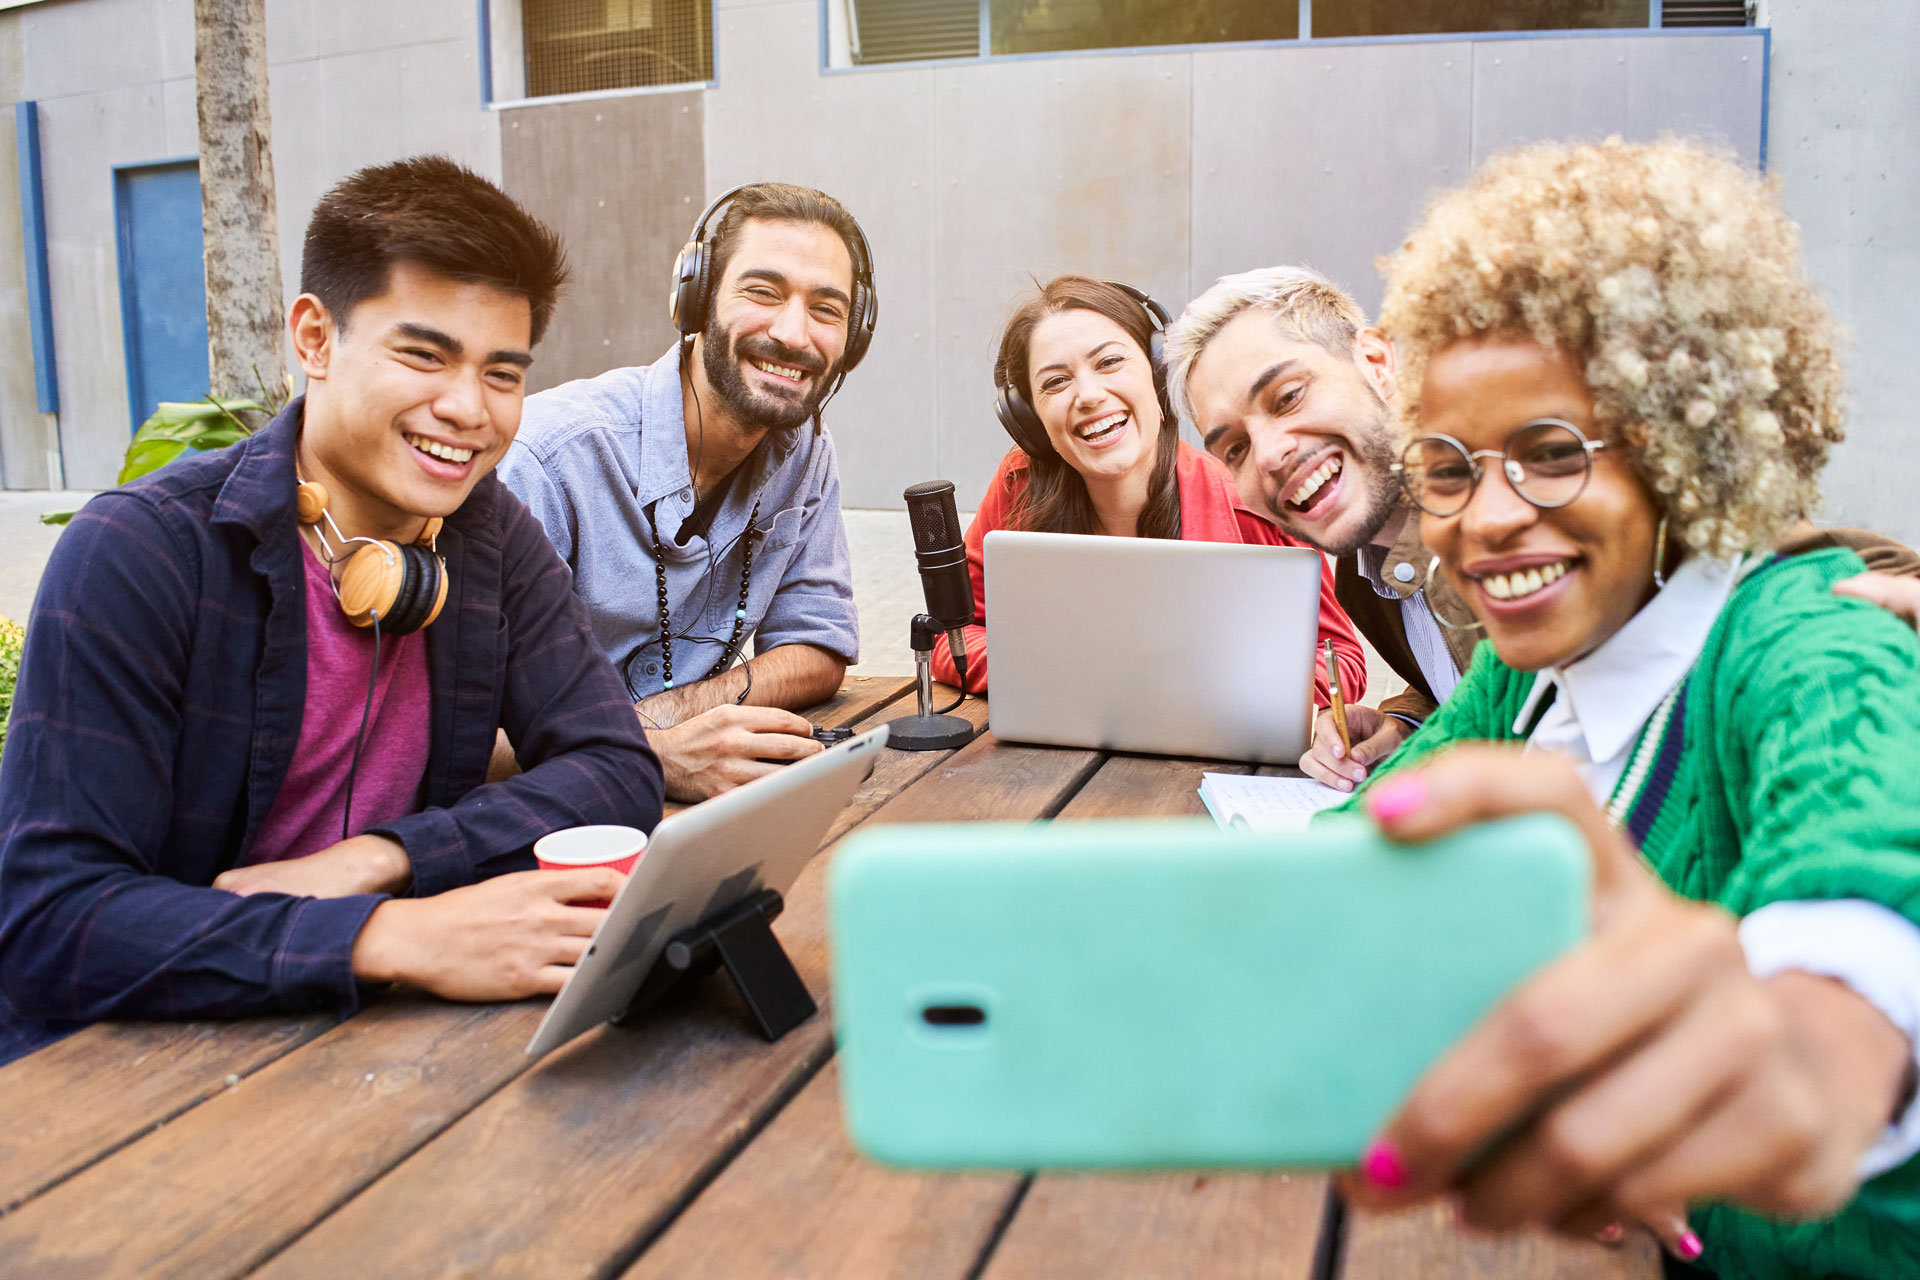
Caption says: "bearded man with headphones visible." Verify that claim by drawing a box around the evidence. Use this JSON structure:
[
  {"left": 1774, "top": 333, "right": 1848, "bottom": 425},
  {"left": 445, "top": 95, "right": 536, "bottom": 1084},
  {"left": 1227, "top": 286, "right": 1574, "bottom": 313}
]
[
  {"left": 499, "top": 183, "right": 870, "bottom": 802},
  {"left": 0, "top": 158, "right": 663, "bottom": 1065}
]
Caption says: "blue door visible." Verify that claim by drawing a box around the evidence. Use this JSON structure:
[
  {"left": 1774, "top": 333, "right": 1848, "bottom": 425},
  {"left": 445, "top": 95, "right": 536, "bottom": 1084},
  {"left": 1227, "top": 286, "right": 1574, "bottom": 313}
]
[{"left": 114, "top": 161, "right": 209, "bottom": 431}]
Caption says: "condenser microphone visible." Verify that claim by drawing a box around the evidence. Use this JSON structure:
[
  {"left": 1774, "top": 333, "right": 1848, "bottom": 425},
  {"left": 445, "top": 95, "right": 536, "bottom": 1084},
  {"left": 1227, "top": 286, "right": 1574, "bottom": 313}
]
[
  {"left": 903, "top": 479, "right": 973, "bottom": 672},
  {"left": 888, "top": 480, "right": 976, "bottom": 752}
]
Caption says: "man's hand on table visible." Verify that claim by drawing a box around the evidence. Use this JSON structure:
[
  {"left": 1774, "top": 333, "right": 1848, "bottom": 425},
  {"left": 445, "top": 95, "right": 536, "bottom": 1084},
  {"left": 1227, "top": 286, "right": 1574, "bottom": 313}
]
[
  {"left": 644, "top": 704, "right": 823, "bottom": 802},
  {"left": 350, "top": 868, "right": 625, "bottom": 1000},
  {"left": 1300, "top": 705, "right": 1414, "bottom": 792},
  {"left": 213, "top": 834, "right": 412, "bottom": 898}
]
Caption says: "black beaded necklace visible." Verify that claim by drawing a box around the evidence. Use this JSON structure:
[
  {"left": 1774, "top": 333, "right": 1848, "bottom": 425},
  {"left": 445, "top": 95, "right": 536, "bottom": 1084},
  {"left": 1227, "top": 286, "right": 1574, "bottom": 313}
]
[{"left": 651, "top": 498, "right": 759, "bottom": 690}]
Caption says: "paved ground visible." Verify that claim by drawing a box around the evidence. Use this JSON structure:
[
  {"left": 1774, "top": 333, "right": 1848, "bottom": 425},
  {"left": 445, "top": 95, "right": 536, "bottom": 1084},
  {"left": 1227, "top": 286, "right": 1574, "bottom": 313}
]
[
  {"left": 1, "top": 494, "right": 1402, "bottom": 695},
  {"left": 0, "top": 493, "right": 91, "bottom": 627}
]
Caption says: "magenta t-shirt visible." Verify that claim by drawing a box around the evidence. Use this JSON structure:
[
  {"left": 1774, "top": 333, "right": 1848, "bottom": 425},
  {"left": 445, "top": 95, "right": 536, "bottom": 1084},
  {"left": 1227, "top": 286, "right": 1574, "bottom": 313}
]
[{"left": 246, "top": 543, "right": 431, "bottom": 865}]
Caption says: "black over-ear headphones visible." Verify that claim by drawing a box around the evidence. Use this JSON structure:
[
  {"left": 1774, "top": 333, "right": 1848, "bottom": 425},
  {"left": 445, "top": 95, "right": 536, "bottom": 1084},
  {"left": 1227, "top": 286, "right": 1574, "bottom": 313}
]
[
  {"left": 668, "top": 185, "right": 878, "bottom": 394},
  {"left": 296, "top": 480, "right": 447, "bottom": 634},
  {"left": 994, "top": 281, "right": 1171, "bottom": 462}
]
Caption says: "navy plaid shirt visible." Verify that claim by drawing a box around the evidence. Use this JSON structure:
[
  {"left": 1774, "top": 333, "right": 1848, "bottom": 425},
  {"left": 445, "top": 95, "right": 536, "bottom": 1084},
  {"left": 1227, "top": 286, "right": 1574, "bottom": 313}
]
[{"left": 0, "top": 401, "right": 662, "bottom": 1063}]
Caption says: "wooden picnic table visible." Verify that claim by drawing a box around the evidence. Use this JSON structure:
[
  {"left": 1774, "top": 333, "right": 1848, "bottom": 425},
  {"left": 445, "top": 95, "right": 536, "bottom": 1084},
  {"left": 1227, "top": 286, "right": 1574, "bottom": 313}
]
[{"left": 0, "top": 675, "right": 1660, "bottom": 1279}]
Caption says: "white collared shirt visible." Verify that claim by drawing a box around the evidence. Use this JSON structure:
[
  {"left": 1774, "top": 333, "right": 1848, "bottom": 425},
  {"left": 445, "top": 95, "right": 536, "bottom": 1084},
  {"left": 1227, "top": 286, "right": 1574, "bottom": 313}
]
[
  {"left": 1512, "top": 555, "right": 1920, "bottom": 1178},
  {"left": 1356, "top": 544, "right": 1461, "bottom": 707}
]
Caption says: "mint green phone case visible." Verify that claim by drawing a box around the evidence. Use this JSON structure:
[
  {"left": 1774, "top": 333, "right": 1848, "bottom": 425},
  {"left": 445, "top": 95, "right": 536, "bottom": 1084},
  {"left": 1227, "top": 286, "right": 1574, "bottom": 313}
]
[{"left": 829, "top": 814, "right": 1587, "bottom": 1170}]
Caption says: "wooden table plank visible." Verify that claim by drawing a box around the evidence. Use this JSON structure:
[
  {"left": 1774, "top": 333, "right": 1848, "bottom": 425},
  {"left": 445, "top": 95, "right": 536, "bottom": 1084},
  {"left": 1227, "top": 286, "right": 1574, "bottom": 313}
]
[
  {"left": 983, "top": 1172, "right": 1330, "bottom": 1280},
  {"left": 0, "top": 676, "right": 911, "bottom": 1230},
  {"left": 0, "top": 997, "right": 546, "bottom": 1278},
  {"left": 1054, "top": 752, "right": 1251, "bottom": 820},
  {"left": 631, "top": 746, "right": 1248, "bottom": 1280},
  {"left": 250, "top": 699, "right": 1091, "bottom": 1278},
  {"left": 969, "top": 753, "right": 1329, "bottom": 1280},
  {"left": 805, "top": 673, "right": 915, "bottom": 728},
  {"left": 0, "top": 1015, "right": 327, "bottom": 1216},
  {"left": 867, "top": 728, "right": 1102, "bottom": 825},
  {"left": 623, "top": 1060, "right": 1013, "bottom": 1280},
  {"left": 1339, "top": 1200, "right": 1662, "bottom": 1279}
]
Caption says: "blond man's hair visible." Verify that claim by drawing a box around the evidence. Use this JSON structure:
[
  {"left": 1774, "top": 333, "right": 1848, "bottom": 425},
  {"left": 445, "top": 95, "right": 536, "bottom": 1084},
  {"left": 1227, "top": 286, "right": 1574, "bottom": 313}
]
[
  {"left": 1164, "top": 265, "right": 1369, "bottom": 426},
  {"left": 1378, "top": 137, "right": 1843, "bottom": 560}
]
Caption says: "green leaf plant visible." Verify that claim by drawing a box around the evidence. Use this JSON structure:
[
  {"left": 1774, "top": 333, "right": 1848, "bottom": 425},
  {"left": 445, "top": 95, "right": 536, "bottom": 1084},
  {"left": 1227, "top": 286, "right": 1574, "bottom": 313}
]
[
  {"left": 0, "top": 614, "right": 22, "bottom": 759},
  {"left": 41, "top": 368, "right": 291, "bottom": 526}
]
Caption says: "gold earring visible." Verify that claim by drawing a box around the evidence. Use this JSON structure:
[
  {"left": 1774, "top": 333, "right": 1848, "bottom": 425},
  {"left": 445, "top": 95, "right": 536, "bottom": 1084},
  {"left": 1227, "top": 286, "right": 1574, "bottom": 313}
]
[{"left": 1653, "top": 515, "right": 1670, "bottom": 590}]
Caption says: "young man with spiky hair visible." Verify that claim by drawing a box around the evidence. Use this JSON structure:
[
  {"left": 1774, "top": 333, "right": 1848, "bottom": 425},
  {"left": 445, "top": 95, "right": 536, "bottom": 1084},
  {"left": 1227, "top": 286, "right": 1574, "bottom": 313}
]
[
  {"left": 0, "top": 157, "right": 662, "bottom": 1064},
  {"left": 1168, "top": 265, "right": 1920, "bottom": 798},
  {"left": 499, "top": 183, "right": 867, "bottom": 802},
  {"left": 1166, "top": 266, "right": 1470, "bottom": 792}
]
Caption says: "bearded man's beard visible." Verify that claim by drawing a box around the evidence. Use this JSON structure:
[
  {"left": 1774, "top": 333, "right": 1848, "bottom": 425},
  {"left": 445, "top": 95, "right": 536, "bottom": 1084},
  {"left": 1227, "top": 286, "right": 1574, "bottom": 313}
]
[
  {"left": 1272, "top": 393, "right": 1403, "bottom": 558},
  {"left": 701, "top": 317, "right": 837, "bottom": 432}
]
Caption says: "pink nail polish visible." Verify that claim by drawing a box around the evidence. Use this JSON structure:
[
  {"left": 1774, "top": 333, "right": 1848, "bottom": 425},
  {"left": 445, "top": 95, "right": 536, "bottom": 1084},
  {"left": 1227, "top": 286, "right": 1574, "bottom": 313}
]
[
  {"left": 1597, "top": 1223, "right": 1624, "bottom": 1243},
  {"left": 1360, "top": 1140, "right": 1408, "bottom": 1189},
  {"left": 1367, "top": 775, "right": 1428, "bottom": 823},
  {"left": 1678, "top": 1231, "right": 1703, "bottom": 1260}
]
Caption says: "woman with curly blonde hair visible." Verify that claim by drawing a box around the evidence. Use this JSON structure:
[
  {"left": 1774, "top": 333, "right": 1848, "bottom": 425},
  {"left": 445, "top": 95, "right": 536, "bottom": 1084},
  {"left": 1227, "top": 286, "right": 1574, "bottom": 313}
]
[{"left": 1333, "top": 139, "right": 1920, "bottom": 1279}]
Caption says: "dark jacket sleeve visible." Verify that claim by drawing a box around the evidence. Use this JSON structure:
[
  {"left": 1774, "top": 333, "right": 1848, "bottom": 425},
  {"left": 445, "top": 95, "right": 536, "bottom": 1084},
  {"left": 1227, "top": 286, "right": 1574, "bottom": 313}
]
[
  {"left": 368, "top": 493, "right": 663, "bottom": 890},
  {"left": 1332, "top": 553, "right": 1440, "bottom": 723},
  {"left": 1774, "top": 525, "right": 1920, "bottom": 579},
  {"left": 0, "top": 496, "right": 384, "bottom": 1027},
  {"left": 1378, "top": 686, "right": 1441, "bottom": 724}
]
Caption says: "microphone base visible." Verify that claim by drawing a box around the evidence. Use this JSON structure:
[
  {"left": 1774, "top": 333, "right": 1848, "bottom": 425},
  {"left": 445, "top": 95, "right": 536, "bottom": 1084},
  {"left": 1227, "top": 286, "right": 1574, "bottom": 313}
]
[{"left": 883, "top": 712, "right": 975, "bottom": 752}]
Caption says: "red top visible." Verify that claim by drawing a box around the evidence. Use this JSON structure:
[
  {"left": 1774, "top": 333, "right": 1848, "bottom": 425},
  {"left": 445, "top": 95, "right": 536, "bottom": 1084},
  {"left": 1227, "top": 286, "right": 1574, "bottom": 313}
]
[{"left": 932, "top": 442, "right": 1368, "bottom": 706}]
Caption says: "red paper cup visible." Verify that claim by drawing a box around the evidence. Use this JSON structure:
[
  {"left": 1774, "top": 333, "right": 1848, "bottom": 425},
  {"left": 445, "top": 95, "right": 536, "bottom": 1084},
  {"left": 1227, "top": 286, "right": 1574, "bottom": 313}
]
[{"left": 533, "top": 825, "right": 647, "bottom": 908}]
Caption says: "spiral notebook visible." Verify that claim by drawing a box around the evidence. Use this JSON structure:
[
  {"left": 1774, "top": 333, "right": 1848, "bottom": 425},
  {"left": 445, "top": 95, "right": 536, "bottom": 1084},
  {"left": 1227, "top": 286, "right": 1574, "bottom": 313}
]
[{"left": 1197, "top": 773, "right": 1347, "bottom": 832}]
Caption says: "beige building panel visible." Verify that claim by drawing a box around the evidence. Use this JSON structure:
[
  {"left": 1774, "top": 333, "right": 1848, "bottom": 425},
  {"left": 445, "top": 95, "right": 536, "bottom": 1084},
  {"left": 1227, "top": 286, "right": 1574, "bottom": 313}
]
[{"left": 500, "top": 87, "right": 705, "bottom": 393}]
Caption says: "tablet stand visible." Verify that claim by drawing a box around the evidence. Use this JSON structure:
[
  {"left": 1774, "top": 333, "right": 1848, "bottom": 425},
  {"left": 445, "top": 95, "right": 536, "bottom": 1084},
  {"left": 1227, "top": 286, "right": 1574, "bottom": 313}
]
[{"left": 615, "top": 887, "right": 817, "bottom": 1042}]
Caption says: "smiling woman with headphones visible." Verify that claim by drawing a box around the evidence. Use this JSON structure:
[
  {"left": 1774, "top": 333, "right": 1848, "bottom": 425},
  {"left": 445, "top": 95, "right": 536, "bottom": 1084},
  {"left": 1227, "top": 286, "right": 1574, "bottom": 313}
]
[{"left": 931, "top": 274, "right": 1367, "bottom": 698}]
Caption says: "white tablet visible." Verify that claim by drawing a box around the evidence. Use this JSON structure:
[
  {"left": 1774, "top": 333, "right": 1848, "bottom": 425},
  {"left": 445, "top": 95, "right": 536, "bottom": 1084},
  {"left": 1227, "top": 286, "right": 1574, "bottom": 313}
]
[
  {"left": 985, "top": 531, "right": 1324, "bottom": 764},
  {"left": 526, "top": 725, "right": 889, "bottom": 1057}
]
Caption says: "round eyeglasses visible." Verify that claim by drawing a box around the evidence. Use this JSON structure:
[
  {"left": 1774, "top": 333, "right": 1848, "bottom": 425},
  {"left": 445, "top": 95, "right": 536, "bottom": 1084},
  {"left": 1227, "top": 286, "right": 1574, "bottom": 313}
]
[{"left": 1392, "top": 418, "right": 1607, "bottom": 519}]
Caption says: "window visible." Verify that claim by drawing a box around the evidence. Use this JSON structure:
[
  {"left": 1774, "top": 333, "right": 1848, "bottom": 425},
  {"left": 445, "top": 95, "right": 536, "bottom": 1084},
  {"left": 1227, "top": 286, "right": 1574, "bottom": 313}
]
[
  {"left": 849, "top": 0, "right": 980, "bottom": 65},
  {"left": 986, "top": 0, "right": 1295, "bottom": 56},
  {"left": 827, "top": 0, "right": 1676, "bottom": 68},
  {"left": 507, "top": 0, "right": 715, "bottom": 100},
  {"left": 1659, "top": 0, "right": 1751, "bottom": 26},
  {"left": 1311, "top": 1, "right": 1647, "bottom": 39}
]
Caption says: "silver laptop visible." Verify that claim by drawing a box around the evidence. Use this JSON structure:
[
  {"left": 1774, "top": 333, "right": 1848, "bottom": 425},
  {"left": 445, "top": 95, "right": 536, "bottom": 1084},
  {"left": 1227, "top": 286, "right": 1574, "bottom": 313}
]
[
  {"left": 526, "top": 726, "right": 889, "bottom": 1057},
  {"left": 984, "top": 531, "right": 1323, "bottom": 763}
]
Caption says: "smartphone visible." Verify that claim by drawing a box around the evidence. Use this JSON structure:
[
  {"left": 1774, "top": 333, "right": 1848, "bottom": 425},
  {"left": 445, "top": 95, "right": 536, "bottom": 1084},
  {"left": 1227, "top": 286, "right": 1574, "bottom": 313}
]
[{"left": 829, "top": 814, "right": 1587, "bottom": 1170}]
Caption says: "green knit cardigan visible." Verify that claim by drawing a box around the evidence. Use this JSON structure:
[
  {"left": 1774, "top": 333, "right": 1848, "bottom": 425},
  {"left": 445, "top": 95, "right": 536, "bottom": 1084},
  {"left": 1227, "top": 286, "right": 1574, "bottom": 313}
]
[{"left": 1343, "top": 548, "right": 1920, "bottom": 1280}]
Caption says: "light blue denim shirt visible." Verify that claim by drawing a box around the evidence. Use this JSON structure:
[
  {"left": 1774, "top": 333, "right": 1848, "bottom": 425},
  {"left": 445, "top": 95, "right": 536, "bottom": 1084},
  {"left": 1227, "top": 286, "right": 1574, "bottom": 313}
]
[{"left": 498, "top": 344, "right": 858, "bottom": 699}]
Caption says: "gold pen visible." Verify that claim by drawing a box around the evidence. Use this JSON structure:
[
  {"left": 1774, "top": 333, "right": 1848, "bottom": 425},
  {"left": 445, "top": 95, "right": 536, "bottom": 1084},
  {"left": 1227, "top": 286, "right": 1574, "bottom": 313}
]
[{"left": 1323, "top": 638, "right": 1351, "bottom": 756}]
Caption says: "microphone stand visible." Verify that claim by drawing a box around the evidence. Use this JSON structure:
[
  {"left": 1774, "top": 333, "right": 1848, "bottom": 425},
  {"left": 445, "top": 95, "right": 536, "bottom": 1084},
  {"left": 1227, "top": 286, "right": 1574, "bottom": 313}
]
[{"left": 884, "top": 614, "right": 975, "bottom": 751}]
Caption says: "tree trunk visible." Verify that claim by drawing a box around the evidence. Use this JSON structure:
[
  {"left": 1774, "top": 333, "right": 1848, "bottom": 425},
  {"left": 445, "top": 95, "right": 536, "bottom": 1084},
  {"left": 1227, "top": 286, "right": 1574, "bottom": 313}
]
[{"left": 194, "top": 0, "right": 285, "bottom": 407}]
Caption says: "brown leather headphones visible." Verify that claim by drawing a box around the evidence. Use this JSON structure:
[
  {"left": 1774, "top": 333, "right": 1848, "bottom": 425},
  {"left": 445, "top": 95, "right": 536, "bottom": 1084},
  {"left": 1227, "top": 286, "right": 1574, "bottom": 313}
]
[{"left": 295, "top": 480, "right": 448, "bottom": 633}]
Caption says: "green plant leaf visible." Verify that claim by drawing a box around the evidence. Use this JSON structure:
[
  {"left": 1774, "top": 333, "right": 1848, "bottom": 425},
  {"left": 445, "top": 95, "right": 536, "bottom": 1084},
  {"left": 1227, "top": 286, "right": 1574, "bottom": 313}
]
[
  {"left": 39, "top": 510, "right": 73, "bottom": 526},
  {"left": 115, "top": 396, "right": 267, "bottom": 483},
  {"left": 117, "top": 438, "right": 191, "bottom": 485}
]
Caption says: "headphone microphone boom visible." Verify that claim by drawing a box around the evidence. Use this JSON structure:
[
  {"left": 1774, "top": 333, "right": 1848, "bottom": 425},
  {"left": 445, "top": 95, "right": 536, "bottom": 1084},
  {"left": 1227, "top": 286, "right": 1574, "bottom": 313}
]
[{"left": 903, "top": 480, "right": 972, "bottom": 672}]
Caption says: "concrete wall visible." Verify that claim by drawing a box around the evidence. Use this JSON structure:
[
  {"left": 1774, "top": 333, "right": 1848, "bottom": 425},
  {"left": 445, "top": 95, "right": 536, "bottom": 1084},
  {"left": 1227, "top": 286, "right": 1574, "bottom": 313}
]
[
  {"left": 1765, "top": 0, "right": 1920, "bottom": 548},
  {"left": 2, "top": 0, "right": 496, "bottom": 489},
  {"left": 500, "top": 89, "right": 704, "bottom": 393},
  {"left": 11, "top": 0, "right": 1910, "bottom": 543},
  {"left": 0, "top": 11, "right": 56, "bottom": 489},
  {"left": 691, "top": 11, "right": 1763, "bottom": 508}
]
